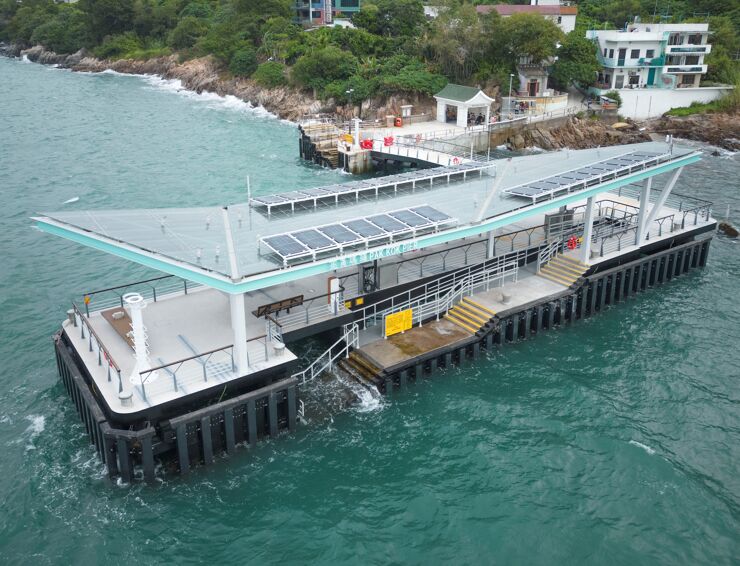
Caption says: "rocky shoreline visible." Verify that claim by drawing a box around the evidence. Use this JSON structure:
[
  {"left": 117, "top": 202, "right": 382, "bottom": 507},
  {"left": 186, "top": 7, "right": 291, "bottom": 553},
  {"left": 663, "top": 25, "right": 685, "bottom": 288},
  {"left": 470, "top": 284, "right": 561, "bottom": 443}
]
[{"left": 2, "top": 42, "right": 738, "bottom": 151}]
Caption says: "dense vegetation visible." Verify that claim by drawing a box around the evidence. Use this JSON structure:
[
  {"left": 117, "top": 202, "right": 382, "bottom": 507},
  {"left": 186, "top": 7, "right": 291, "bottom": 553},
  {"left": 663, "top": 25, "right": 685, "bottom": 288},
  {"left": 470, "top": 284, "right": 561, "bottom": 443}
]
[{"left": 0, "top": 0, "right": 737, "bottom": 107}]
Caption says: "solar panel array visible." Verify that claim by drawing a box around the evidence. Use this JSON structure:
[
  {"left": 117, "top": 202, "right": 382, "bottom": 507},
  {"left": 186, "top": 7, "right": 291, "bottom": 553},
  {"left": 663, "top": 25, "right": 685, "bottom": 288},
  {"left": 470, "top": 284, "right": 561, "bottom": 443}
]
[
  {"left": 260, "top": 205, "right": 456, "bottom": 266},
  {"left": 249, "top": 162, "right": 492, "bottom": 213},
  {"left": 503, "top": 151, "right": 668, "bottom": 203}
]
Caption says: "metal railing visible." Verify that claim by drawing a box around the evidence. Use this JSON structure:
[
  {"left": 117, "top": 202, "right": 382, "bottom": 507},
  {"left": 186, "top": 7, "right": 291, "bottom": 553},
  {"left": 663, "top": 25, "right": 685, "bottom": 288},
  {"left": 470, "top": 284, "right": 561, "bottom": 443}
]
[
  {"left": 537, "top": 239, "right": 561, "bottom": 272},
  {"left": 71, "top": 302, "right": 123, "bottom": 392},
  {"left": 355, "top": 255, "right": 520, "bottom": 332},
  {"left": 271, "top": 286, "right": 347, "bottom": 333},
  {"left": 137, "top": 334, "right": 275, "bottom": 404},
  {"left": 81, "top": 275, "right": 198, "bottom": 316},
  {"left": 291, "top": 323, "right": 359, "bottom": 384}
]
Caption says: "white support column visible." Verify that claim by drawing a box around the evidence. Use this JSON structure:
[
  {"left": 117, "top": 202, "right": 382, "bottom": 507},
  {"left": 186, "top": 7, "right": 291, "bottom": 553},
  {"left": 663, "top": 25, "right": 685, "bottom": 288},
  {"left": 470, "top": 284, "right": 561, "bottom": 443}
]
[
  {"left": 635, "top": 177, "right": 652, "bottom": 245},
  {"left": 230, "top": 293, "right": 249, "bottom": 375},
  {"left": 581, "top": 196, "right": 596, "bottom": 263},
  {"left": 640, "top": 167, "right": 683, "bottom": 243},
  {"left": 353, "top": 118, "right": 361, "bottom": 149},
  {"left": 486, "top": 231, "right": 495, "bottom": 259}
]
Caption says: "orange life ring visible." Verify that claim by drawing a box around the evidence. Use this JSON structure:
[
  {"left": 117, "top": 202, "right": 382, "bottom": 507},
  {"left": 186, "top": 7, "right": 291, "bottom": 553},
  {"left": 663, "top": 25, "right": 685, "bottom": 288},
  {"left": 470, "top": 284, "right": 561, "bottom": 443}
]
[
  {"left": 567, "top": 236, "right": 577, "bottom": 250},
  {"left": 452, "top": 157, "right": 460, "bottom": 165}
]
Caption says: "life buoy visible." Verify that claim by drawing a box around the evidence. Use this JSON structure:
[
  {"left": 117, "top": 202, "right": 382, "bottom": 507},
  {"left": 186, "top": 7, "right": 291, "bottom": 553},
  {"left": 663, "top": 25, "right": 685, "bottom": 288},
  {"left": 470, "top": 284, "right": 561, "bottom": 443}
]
[
  {"left": 452, "top": 157, "right": 460, "bottom": 165},
  {"left": 383, "top": 136, "right": 394, "bottom": 147},
  {"left": 567, "top": 236, "right": 578, "bottom": 250}
]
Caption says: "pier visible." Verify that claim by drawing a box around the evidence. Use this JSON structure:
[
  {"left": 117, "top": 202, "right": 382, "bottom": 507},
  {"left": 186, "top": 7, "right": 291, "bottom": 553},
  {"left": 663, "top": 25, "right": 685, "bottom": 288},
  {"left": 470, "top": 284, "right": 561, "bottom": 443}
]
[{"left": 34, "top": 140, "right": 716, "bottom": 481}]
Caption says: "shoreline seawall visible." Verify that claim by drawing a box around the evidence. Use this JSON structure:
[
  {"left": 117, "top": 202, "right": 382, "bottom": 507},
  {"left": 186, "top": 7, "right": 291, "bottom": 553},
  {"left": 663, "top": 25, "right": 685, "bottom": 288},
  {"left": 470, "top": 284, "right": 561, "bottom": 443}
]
[{"left": 2, "top": 42, "right": 738, "bottom": 151}]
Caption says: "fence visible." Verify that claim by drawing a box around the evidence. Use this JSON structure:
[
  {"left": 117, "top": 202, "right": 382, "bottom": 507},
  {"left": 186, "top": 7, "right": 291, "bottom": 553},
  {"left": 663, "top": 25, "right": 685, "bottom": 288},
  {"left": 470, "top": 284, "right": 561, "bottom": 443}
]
[
  {"left": 81, "top": 275, "right": 198, "bottom": 316},
  {"left": 71, "top": 302, "right": 123, "bottom": 393}
]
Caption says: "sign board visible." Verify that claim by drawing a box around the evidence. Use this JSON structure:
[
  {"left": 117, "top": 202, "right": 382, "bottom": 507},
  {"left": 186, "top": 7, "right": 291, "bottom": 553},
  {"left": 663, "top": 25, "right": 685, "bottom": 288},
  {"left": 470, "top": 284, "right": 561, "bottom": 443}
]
[{"left": 384, "top": 309, "right": 413, "bottom": 338}]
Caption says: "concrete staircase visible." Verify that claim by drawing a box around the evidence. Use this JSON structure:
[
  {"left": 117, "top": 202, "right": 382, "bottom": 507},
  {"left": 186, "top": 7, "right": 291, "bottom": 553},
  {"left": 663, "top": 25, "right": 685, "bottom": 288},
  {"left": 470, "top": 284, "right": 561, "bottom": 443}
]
[
  {"left": 444, "top": 297, "right": 496, "bottom": 336},
  {"left": 337, "top": 350, "right": 383, "bottom": 388},
  {"left": 538, "top": 253, "right": 588, "bottom": 288}
]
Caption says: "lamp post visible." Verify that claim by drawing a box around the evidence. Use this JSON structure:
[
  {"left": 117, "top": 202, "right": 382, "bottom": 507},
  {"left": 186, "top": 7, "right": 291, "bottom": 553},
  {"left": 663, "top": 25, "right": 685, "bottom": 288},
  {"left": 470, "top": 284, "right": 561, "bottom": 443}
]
[
  {"left": 508, "top": 73, "right": 515, "bottom": 118},
  {"left": 346, "top": 88, "right": 355, "bottom": 117}
]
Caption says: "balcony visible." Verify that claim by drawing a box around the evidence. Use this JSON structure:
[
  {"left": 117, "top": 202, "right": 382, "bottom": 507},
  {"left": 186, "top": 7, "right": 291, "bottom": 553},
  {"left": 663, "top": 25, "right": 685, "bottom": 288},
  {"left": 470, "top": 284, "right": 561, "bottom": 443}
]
[
  {"left": 664, "top": 65, "right": 707, "bottom": 74},
  {"left": 666, "top": 44, "right": 711, "bottom": 55}
]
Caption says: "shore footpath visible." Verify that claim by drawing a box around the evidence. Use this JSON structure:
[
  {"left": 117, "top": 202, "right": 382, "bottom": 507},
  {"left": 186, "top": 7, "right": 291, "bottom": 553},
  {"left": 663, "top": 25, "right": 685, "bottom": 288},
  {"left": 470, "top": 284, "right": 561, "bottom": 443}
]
[{"left": 3, "top": 42, "right": 738, "bottom": 151}]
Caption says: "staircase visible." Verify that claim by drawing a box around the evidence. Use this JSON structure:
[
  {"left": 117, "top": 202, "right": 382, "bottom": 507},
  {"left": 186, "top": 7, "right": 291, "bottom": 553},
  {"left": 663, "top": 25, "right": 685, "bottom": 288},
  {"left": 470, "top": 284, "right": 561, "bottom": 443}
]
[
  {"left": 337, "top": 350, "right": 383, "bottom": 388},
  {"left": 444, "top": 297, "right": 496, "bottom": 335},
  {"left": 538, "top": 253, "right": 588, "bottom": 288}
]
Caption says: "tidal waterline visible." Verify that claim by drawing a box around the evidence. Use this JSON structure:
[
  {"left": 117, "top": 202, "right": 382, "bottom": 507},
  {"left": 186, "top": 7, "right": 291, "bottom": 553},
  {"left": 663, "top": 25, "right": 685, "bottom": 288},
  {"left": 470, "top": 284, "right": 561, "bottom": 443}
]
[{"left": 1, "top": 56, "right": 739, "bottom": 565}]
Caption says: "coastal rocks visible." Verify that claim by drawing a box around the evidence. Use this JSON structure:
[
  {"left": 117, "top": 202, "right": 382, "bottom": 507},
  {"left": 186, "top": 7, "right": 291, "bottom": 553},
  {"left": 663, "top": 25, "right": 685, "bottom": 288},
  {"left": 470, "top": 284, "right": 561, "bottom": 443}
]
[
  {"left": 520, "top": 117, "right": 651, "bottom": 151},
  {"left": 718, "top": 221, "right": 739, "bottom": 238},
  {"left": 21, "top": 45, "right": 88, "bottom": 66},
  {"left": 649, "top": 113, "right": 740, "bottom": 152}
]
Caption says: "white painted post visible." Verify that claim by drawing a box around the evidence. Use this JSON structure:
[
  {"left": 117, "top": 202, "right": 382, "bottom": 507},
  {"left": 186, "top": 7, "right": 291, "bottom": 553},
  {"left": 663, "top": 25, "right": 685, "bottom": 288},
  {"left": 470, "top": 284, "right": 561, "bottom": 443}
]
[
  {"left": 230, "top": 293, "right": 249, "bottom": 374},
  {"left": 581, "top": 196, "right": 596, "bottom": 263},
  {"left": 353, "top": 118, "right": 361, "bottom": 149},
  {"left": 635, "top": 177, "right": 652, "bottom": 244},
  {"left": 124, "top": 293, "right": 150, "bottom": 403}
]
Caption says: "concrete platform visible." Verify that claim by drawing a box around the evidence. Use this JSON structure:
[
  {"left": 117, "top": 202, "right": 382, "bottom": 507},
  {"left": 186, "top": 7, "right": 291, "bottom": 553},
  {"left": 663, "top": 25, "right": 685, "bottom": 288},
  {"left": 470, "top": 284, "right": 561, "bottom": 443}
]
[{"left": 360, "top": 319, "right": 471, "bottom": 370}]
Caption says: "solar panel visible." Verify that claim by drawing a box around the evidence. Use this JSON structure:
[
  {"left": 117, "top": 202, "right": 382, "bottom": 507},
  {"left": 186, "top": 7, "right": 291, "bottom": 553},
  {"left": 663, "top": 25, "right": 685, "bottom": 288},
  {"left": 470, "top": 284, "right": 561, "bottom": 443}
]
[
  {"left": 412, "top": 206, "right": 452, "bottom": 223},
  {"left": 319, "top": 224, "right": 362, "bottom": 244},
  {"left": 368, "top": 214, "right": 408, "bottom": 233},
  {"left": 292, "top": 229, "right": 334, "bottom": 250},
  {"left": 263, "top": 235, "right": 307, "bottom": 257},
  {"left": 343, "top": 219, "right": 386, "bottom": 238},
  {"left": 252, "top": 195, "right": 287, "bottom": 205},
  {"left": 300, "top": 188, "right": 331, "bottom": 197},
  {"left": 389, "top": 210, "right": 429, "bottom": 228}
]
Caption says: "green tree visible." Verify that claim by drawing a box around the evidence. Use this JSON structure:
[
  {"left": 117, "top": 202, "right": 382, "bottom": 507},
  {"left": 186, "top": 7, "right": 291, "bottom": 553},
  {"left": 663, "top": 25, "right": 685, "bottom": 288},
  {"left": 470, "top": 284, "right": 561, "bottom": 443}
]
[
  {"left": 495, "top": 13, "right": 563, "bottom": 64},
  {"left": 291, "top": 46, "right": 358, "bottom": 93},
  {"left": 30, "top": 6, "right": 89, "bottom": 53},
  {"left": 167, "top": 15, "right": 209, "bottom": 50},
  {"left": 230, "top": 46, "right": 258, "bottom": 77},
  {"left": 79, "top": 0, "right": 135, "bottom": 43},
  {"left": 252, "top": 61, "right": 288, "bottom": 87},
  {"left": 353, "top": 0, "right": 426, "bottom": 38},
  {"left": 551, "top": 31, "right": 601, "bottom": 88}
]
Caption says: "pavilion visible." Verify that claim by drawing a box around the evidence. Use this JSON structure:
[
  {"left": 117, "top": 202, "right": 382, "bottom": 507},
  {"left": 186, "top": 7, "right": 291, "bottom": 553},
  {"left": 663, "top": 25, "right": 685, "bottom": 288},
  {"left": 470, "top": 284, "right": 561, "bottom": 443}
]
[{"left": 434, "top": 84, "right": 495, "bottom": 128}]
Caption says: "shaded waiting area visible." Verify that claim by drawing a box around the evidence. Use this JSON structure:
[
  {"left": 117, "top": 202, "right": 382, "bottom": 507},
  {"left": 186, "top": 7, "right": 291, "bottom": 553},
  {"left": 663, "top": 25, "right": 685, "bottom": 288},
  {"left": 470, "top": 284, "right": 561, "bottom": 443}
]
[{"left": 434, "top": 84, "right": 495, "bottom": 128}]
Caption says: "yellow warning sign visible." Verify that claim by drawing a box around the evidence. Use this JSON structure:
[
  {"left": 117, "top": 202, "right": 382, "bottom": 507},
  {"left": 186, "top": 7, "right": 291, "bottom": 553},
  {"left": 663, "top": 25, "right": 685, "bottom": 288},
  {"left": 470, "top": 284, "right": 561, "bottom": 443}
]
[
  {"left": 385, "top": 309, "right": 413, "bottom": 337},
  {"left": 342, "top": 134, "right": 354, "bottom": 144}
]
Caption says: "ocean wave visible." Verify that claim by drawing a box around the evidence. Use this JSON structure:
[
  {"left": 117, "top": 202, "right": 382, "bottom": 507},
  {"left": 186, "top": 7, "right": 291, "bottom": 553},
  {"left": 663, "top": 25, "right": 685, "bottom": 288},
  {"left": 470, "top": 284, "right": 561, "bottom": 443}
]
[
  {"left": 629, "top": 439, "right": 656, "bottom": 455},
  {"left": 141, "top": 75, "right": 280, "bottom": 120}
]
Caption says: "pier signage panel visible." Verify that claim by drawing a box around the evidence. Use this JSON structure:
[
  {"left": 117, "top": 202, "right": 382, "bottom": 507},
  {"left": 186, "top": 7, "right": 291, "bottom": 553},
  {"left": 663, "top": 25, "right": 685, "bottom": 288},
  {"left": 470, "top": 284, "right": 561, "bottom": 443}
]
[
  {"left": 330, "top": 242, "right": 419, "bottom": 271},
  {"left": 385, "top": 309, "right": 413, "bottom": 338}
]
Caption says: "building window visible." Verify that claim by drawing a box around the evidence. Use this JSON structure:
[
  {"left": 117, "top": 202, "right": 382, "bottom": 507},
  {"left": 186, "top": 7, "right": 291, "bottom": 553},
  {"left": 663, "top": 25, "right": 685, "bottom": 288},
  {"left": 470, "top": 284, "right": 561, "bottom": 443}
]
[
  {"left": 312, "top": 10, "right": 321, "bottom": 17},
  {"left": 629, "top": 75, "right": 639, "bottom": 85},
  {"left": 609, "top": 49, "right": 614, "bottom": 58},
  {"left": 685, "top": 55, "right": 700, "bottom": 65},
  {"left": 557, "top": 16, "right": 562, "bottom": 24},
  {"left": 605, "top": 74, "right": 611, "bottom": 84},
  {"left": 615, "top": 75, "right": 624, "bottom": 88},
  {"left": 688, "top": 34, "right": 702, "bottom": 45},
  {"left": 603, "top": 48, "right": 607, "bottom": 57},
  {"left": 646, "top": 49, "right": 655, "bottom": 59},
  {"left": 681, "top": 74, "right": 695, "bottom": 85},
  {"left": 630, "top": 49, "right": 640, "bottom": 59},
  {"left": 341, "top": 0, "right": 359, "bottom": 6}
]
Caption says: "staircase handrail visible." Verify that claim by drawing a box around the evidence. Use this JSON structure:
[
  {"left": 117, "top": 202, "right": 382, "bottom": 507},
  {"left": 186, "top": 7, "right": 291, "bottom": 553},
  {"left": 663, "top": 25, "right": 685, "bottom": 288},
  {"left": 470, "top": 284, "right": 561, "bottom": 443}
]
[
  {"left": 291, "top": 323, "right": 359, "bottom": 384},
  {"left": 537, "top": 239, "right": 562, "bottom": 272}
]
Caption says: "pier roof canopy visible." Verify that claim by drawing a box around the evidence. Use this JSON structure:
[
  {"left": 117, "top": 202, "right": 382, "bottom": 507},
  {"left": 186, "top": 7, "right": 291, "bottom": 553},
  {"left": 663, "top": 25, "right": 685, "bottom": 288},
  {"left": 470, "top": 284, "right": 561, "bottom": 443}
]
[{"left": 32, "top": 142, "right": 699, "bottom": 294}]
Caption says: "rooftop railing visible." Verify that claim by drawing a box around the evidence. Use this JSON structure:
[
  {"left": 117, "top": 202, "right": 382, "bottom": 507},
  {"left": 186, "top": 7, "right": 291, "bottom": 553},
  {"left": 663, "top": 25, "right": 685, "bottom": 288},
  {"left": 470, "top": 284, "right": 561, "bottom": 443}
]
[
  {"left": 71, "top": 302, "right": 123, "bottom": 392},
  {"left": 81, "top": 274, "right": 199, "bottom": 316}
]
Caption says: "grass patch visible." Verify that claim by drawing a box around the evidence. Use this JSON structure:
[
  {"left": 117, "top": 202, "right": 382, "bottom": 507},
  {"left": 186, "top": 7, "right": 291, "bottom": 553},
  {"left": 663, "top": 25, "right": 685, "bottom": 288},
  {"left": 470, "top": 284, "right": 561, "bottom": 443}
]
[{"left": 665, "top": 84, "right": 739, "bottom": 116}]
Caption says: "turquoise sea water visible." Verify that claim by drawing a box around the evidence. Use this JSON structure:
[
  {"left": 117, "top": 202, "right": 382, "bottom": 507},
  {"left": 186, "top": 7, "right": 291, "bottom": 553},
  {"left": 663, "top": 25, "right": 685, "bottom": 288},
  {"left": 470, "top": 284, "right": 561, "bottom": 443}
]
[{"left": 1, "top": 56, "right": 739, "bottom": 565}]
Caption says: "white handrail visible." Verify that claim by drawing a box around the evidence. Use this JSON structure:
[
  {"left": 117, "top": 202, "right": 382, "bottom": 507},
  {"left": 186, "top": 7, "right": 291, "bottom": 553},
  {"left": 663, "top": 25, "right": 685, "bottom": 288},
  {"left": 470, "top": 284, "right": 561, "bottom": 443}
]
[
  {"left": 537, "top": 239, "right": 561, "bottom": 272},
  {"left": 291, "top": 323, "right": 359, "bottom": 384}
]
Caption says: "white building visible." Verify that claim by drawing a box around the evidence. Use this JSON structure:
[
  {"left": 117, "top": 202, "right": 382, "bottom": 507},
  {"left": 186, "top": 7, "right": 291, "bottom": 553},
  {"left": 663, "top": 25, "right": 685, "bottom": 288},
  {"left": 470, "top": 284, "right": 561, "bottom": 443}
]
[
  {"left": 476, "top": 0, "right": 578, "bottom": 35},
  {"left": 587, "top": 22, "right": 732, "bottom": 119}
]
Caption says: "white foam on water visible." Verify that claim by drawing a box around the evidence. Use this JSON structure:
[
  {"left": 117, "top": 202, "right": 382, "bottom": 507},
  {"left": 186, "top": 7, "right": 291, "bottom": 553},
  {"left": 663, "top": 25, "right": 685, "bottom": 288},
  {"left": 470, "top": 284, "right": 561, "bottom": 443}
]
[
  {"left": 20, "top": 54, "right": 31, "bottom": 64},
  {"left": 23, "top": 415, "right": 45, "bottom": 451},
  {"left": 141, "top": 75, "right": 280, "bottom": 119},
  {"left": 63, "top": 196, "right": 79, "bottom": 204},
  {"left": 629, "top": 439, "right": 656, "bottom": 455}
]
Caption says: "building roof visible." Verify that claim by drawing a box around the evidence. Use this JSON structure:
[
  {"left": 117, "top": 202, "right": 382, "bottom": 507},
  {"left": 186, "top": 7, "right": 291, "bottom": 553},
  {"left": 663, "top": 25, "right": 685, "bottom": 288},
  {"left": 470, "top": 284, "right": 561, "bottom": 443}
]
[
  {"left": 32, "top": 142, "right": 697, "bottom": 295},
  {"left": 476, "top": 5, "right": 578, "bottom": 16},
  {"left": 434, "top": 84, "right": 495, "bottom": 105}
]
